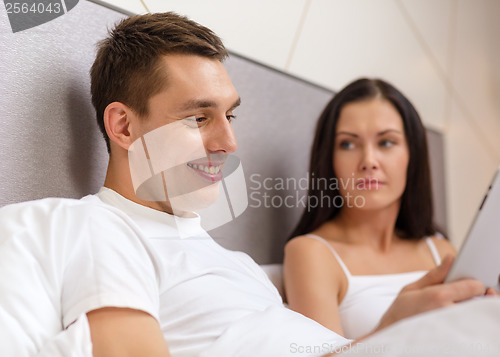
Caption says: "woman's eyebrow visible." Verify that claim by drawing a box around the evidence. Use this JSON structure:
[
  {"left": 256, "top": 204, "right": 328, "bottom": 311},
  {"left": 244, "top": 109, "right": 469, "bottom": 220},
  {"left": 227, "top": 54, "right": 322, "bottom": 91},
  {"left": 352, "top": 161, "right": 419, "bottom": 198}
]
[
  {"left": 335, "top": 129, "right": 403, "bottom": 138},
  {"left": 377, "top": 129, "right": 403, "bottom": 136},
  {"left": 336, "top": 131, "right": 358, "bottom": 138}
]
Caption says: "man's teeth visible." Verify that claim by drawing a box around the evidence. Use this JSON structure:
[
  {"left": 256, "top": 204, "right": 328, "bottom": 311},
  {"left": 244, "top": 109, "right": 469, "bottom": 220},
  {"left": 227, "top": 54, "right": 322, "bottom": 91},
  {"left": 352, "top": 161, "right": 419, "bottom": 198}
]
[{"left": 188, "top": 163, "right": 222, "bottom": 174}]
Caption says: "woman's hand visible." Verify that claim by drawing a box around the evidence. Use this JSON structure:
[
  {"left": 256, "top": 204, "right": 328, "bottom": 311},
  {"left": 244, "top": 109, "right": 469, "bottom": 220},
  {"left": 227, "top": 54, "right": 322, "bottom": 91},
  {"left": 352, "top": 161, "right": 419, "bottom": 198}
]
[{"left": 375, "top": 256, "right": 487, "bottom": 332}]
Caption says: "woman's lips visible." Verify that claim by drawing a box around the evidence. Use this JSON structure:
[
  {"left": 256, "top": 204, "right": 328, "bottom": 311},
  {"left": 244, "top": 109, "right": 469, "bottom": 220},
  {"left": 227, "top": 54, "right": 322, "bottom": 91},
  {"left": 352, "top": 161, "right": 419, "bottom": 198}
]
[{"left": 356, "top": 178, "right": 383, "bottom": 190}]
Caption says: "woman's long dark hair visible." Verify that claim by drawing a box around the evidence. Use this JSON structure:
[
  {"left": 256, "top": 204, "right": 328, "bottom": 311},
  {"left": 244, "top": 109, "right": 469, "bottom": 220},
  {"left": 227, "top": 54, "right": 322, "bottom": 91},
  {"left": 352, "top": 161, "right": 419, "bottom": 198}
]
[{"left": 289, "top": 78, "right": 438, "bottom": 240}]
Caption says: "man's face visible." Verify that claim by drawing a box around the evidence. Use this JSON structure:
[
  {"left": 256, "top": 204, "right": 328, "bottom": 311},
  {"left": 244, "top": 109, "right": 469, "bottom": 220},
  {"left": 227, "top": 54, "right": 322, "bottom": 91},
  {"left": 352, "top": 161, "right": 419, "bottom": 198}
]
[{"left": 128, "top": 54, "right": 240, "bottom": 215}]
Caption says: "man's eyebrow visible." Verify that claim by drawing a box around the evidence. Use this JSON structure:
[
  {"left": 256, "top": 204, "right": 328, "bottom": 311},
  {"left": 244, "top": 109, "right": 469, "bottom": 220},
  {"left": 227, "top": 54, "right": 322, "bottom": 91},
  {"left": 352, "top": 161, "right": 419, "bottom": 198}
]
[
  {"left": 180, "top": 97, "right": 241, "bottom": 111},
  {"left": 180, "top": 99, "right": 216, "bottom": 111},
  {"left": 230, "top": 97, "right": 241, "bottom": 110}
]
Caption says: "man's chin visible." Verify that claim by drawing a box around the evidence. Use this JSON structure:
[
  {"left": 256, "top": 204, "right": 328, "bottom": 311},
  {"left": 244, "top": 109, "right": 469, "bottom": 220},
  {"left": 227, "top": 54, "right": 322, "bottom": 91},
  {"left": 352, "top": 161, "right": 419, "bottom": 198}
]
[{"left": 169, "top": 182, "right": 221, "bottom": 214}]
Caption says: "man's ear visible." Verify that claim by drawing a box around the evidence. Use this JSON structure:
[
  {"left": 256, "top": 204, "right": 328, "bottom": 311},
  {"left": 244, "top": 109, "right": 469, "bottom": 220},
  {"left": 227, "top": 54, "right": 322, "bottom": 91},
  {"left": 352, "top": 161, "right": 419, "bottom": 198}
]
[{"left": 104, "top": 102, "right": 136, "bottom": 150}]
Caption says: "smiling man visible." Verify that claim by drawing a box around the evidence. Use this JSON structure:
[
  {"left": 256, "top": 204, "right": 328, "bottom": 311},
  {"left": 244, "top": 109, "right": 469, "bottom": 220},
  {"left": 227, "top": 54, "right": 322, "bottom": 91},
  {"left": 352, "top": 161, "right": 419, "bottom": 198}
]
[
  {"left": 79, "top": 14, "right": 352, "bottom": 356},
  {"left": 0, "top": 11, "right": 498, "bottom": 357},
  {"left": 105, "top": 54, "right": 240, "bottom": 215}
]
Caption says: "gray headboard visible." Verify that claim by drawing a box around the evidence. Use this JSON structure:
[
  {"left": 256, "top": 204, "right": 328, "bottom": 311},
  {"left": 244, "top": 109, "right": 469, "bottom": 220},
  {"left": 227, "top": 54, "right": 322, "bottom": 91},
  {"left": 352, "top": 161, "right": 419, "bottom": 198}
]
[{"left": 0, "top": 1, "right": 446, "bottom": 264}]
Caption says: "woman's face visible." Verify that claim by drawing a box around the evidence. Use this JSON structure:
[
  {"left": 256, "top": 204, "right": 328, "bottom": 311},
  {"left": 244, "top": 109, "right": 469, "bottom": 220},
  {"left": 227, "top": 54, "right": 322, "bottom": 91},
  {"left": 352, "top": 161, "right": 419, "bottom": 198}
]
[{"left": 333, "top": 98, "right": 409, "bottom": 211}]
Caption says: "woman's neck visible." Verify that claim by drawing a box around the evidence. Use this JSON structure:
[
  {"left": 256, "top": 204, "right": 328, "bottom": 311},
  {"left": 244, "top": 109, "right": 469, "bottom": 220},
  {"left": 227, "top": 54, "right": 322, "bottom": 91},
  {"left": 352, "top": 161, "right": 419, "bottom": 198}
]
[{"left": 333, "top": 202, "right": 401, "bottom": 252}]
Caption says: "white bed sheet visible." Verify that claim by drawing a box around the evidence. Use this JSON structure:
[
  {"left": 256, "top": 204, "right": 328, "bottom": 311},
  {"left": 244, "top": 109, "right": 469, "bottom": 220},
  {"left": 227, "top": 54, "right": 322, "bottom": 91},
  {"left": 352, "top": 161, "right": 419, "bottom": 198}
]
[
  {"left": 341, "top": 297, "right": 500, "bottom": 356},
  {"left": 27, "top": 297, "right": 500, "bottom": 356}
]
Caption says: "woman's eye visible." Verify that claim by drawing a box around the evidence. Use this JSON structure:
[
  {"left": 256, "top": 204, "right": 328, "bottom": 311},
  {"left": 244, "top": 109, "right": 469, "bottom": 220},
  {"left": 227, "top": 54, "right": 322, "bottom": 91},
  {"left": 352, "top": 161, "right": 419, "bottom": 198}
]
[
  {"left": 339, "top": 141, "right": 354, "bottom": 150},
  {"left": 380, "top": 139, "right": 395, "bottom": 148}
]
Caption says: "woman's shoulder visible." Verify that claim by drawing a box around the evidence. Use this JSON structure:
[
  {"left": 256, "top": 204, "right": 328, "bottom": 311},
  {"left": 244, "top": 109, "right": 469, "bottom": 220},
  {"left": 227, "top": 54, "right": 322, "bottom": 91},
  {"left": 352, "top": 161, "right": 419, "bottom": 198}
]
[
  {"left": 287, "top": 221, "right": 342, "bottom": 246},
  {"left": 284, "top": 233, "right": 346, "bottom": 285},
  {"left": 286, "top": 231, "right": 343, "bottom": 261},
  {"left": 285, "top": 234, "right": 329, "bottom": 253},
  {"left": 427, "top": 234, "right": 457, "bottom": 258}
]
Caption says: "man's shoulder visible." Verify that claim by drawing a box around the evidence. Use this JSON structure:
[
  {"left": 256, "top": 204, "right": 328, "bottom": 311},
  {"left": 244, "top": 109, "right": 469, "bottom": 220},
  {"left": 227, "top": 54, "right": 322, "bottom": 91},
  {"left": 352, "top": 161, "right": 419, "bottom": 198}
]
[
  {"left": 0, "top": 194, "right": 150, "bottom": 258},
  {"left": 0, "top": 195, "right": 135, "bottom": 231},
  {"left": 0, "top": 197, "right": 79, "bottom": 220},
  {"left": 0, "top": 195, "right": 104, "bottom": 217}
]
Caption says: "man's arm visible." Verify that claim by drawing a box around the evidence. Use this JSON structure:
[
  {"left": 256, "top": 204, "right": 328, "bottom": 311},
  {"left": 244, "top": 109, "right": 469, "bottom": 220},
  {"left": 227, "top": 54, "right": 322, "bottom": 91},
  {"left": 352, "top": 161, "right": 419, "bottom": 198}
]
[{"left": 87, "top": 308, "right": 170, "bottom": 357}]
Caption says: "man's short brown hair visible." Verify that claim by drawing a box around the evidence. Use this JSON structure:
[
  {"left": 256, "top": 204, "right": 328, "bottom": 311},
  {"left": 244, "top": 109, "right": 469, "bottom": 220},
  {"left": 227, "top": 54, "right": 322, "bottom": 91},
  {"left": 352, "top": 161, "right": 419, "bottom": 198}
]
[{"left": 90, "top": 12, "right": 229, "bottom": 152}]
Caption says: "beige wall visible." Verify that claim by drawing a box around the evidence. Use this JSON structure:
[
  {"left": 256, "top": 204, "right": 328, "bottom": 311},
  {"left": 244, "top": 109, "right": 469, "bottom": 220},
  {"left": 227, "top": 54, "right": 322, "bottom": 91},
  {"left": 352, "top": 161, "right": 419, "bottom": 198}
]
[{"left": 95, "top": 0, "right": 500, "bottom": 248}]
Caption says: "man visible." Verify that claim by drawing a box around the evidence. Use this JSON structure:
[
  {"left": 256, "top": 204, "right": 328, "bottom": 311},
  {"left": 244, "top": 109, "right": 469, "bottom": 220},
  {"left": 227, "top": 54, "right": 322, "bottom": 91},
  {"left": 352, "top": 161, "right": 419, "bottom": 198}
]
[{"left": 0, "top": 12, "right": 496, "bottom": 357}]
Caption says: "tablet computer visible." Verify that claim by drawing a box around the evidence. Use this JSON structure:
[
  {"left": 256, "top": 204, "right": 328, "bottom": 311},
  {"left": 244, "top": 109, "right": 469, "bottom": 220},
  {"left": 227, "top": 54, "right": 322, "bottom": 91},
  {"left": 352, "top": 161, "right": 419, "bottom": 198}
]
[{"left": 445, "top": 167, "right": 500, "bottom": 292}]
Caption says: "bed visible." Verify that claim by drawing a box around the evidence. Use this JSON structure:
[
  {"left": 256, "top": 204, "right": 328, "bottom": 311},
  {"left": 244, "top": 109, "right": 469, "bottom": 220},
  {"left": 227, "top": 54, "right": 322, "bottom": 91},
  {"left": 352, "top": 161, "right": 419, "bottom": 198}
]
[{"left": 1, "top": 1, "right": 498, "bottom": 356}]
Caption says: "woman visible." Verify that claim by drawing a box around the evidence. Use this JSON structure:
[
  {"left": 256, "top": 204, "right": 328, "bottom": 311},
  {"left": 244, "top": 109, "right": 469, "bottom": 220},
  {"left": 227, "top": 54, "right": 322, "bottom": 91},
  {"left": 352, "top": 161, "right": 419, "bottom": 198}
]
[{"left": 283, "top": 78, "right": 455, "bottom": 339}]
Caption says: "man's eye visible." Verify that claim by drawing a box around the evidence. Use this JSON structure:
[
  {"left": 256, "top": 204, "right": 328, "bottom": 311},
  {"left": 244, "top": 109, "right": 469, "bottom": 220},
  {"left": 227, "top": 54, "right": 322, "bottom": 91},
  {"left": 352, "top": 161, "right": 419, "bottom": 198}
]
[
  {"left": 183, "top": 116, "right": 207, "bottom": 128},
  {"left": 339, "top": 141, "right": 354, "bottom": 150},
  {"left": 226, "top": 115, "right": 236, "bottom": 123}
]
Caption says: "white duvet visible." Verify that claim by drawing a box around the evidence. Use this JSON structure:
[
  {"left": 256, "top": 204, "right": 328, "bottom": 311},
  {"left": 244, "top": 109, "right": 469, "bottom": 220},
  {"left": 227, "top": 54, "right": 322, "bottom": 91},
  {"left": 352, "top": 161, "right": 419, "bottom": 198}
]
[
  {"left": 14, "top": 297, "right": 500, "bottom": 356},
  {"left": 342, "top": 297, "right": 500, "bottom": 357}
]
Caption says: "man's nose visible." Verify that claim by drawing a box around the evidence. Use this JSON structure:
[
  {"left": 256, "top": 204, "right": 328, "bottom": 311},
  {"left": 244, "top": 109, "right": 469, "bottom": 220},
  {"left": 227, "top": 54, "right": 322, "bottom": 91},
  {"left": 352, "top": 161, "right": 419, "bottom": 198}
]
[{"left": 203, "top": 116, "right": 237, "bottom": 154}]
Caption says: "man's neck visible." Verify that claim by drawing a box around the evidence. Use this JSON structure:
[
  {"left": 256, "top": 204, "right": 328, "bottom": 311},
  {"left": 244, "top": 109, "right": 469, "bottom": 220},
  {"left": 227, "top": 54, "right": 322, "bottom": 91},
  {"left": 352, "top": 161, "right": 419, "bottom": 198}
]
[{"left": 104, "top": 156, "right": 176, "bottom": 215}]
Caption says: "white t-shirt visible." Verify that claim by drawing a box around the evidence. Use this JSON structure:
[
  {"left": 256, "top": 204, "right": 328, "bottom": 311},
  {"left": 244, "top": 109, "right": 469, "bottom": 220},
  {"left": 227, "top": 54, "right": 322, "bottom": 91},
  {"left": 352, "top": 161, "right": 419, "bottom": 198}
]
[
  {"left": 91, "top": 188, "right": 351, "bottom": 356},
  {"left": 0, "top": 189, "right": 349, "bottom": 356},
  {"left": 0, "top": 197, "right": 159, "bottom": 356}
]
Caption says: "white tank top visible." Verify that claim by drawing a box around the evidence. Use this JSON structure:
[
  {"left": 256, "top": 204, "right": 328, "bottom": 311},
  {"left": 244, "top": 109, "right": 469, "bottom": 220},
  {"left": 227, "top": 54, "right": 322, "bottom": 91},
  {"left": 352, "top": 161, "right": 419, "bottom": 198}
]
[{"left": 306, "top": 234, "right": 441, "bottom": 339}]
